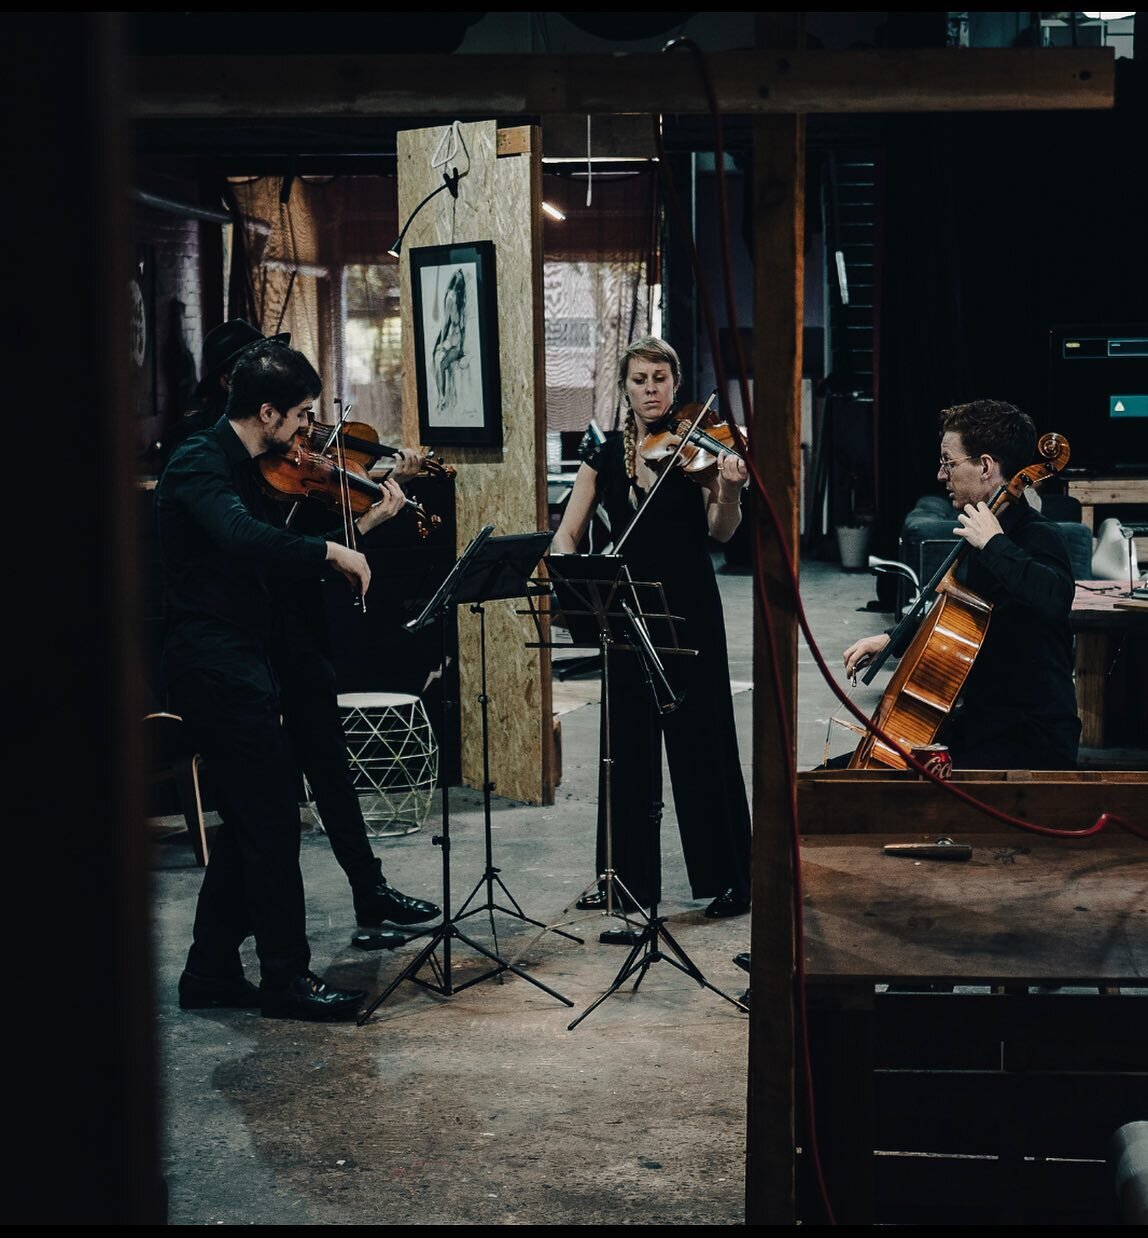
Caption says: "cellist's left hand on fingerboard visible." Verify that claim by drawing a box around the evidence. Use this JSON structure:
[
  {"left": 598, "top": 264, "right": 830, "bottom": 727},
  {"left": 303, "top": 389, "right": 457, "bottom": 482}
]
[{"left": 955, "top": 501, "right": 1003, "bottom": 551}]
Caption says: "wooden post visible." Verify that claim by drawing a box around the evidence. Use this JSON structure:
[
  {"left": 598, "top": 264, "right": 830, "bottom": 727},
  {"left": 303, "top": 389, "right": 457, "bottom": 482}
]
[{"left": 746, "top": 17, "right": 806, "bottom": 1226}]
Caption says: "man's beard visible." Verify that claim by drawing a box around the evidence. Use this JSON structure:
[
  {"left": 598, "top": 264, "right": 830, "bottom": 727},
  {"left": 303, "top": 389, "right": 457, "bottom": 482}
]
[{"left": 265, "top": 433, "right": 298, "bottom": 457}]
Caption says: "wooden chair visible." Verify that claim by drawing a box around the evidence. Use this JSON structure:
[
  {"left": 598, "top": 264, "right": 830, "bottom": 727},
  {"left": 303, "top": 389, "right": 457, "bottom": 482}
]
[{"left": 144, "top": 711, "right": 210, "bottom": 865}]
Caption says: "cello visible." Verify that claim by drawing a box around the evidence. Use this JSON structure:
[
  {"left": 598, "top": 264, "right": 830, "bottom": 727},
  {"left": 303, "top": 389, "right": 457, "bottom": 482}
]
[{"left": 848, "top": 432, "right": 1071, "bottom": 771}]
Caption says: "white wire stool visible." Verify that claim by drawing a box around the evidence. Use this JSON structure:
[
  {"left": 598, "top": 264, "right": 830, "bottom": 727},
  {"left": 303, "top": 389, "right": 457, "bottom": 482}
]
[{"left": 308, "top": 692, "right": 439, "bottom": 839}]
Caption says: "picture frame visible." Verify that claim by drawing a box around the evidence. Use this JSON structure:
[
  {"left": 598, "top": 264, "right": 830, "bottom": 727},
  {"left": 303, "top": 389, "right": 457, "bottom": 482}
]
[
  {"left": 130, "top": 243, "right": 157, "bottom": 429},
  {"left": 409, "top": 240, "right": 503, "bottom": 448}
]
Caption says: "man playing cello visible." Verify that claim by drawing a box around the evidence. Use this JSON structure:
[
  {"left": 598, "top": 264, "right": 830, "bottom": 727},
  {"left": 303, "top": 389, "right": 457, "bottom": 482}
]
[{"left": 843, "top": 399, "right": 1081, "bottom": 771}]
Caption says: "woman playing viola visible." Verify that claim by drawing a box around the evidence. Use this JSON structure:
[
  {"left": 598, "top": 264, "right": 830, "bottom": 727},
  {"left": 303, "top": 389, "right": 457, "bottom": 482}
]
[{"left": 552, "top": 336, "right": 752, "bottom": 920}]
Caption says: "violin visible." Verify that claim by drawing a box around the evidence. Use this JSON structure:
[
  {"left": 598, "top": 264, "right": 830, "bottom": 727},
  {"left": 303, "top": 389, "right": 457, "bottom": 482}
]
[
  {"left": 305, "top": 419, "right": 457, "bottom": 480},
  {"left": 637, "top": 399, "right": 747, "bottom": 483},
  {"left": 847, "top": 432, "right": 1071, "bottom": 771},
  {"left": 257, "top": 437, "right": 442, "bottom": 540}
]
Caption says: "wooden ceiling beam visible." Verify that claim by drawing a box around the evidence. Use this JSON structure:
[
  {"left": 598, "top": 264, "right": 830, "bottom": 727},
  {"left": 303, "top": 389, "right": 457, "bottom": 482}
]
[{"left": 129, "top": 48, "right": 1114, "bottom": 120}]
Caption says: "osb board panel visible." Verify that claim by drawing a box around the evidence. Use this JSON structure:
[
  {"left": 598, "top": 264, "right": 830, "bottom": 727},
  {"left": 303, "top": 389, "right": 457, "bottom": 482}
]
[
  {"left": 397, "top": 121, "right": 550, "bottom": 804},
  {"left": 797, "top": 770, "right": 1148, "bottom": 834},
  {"left": 799, "top": 833, "right": 1148, "bottom": 985}
]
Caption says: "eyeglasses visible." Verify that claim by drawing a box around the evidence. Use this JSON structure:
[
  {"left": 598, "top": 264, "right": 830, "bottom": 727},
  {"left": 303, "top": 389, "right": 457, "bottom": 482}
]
[{"left": 938, "top": 454, "right": 975, "bottom": 476}]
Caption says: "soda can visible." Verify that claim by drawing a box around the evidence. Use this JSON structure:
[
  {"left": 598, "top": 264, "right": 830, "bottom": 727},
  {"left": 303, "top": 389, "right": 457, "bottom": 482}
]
[{"left": 910, "top": 743, "right": 953, "bottom": 780}]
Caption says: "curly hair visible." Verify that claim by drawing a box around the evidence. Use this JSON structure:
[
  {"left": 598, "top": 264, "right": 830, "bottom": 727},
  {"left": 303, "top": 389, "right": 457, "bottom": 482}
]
[{"left": 938, "top": 399, "right": 1036, "bottom": 480}]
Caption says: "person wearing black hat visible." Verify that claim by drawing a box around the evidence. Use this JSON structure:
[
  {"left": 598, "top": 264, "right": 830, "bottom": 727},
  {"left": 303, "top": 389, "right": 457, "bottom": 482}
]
[
  {"left": 159, "top": 319, "right": 289, "bottom": 469},
  {"left": 174, "top": 320, "right": 441, "bottom": 951}
]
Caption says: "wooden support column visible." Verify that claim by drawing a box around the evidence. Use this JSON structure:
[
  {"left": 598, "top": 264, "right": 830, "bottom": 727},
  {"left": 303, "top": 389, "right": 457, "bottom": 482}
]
[
  {"left": 396, "top": 121, "right": 553, "bottom": 804},
  {"left": 746, "top": 36, "right": 806, "bottom": 1228}
]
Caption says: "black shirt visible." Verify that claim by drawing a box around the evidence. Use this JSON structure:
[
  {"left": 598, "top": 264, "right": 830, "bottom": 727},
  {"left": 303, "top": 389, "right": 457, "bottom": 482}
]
[
  {"left": 890, "top": 498, "right": 1080, "bottom": 765},
  {"left": 155, "top": 415, "right": 328, "bottom": 693}
]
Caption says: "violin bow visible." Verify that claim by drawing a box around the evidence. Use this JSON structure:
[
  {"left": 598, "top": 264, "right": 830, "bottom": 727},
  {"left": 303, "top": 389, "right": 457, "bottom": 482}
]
[
  {"left": 615, "top": 388, "right": 720, "bottom": 555},
  {"left": 330, "top": 398, "right": 365, "bottom": 613},
  {"left": 284, "top": 399, "right": 356, "bottom": 529}
]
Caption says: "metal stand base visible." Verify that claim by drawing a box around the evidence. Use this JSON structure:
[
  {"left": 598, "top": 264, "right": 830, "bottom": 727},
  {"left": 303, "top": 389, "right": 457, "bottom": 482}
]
[
  {"left": 454, "top": 864, "right": 584, "bottom": 965},
  {"left": 357, "top": 915, "right": 573, "bottom": 1023},
  {"left": 567, "top": 899, "right": 749, "bottom": 1031},
  {"left": 450, "top": 601, "right": 583, "bottom": 973}
]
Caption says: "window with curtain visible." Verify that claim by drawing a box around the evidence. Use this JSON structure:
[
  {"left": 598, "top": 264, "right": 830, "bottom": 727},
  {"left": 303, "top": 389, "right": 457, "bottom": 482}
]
[
  {"left": 541, "top": 166, "right": 660, "bottom": 437},
  {"left": 225, "top": 175, "right": 403, "bottom": 442}
]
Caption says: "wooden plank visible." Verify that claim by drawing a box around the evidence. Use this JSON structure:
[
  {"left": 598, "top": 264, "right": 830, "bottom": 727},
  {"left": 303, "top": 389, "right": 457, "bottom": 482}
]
[
  {"left": 128, "top": 48, "right": 1114, "bottom": 119},
  {"left": 1075, "top": 628, "right": 1113, "bottom": 746},
  {"left": 800, "top": 833, "right": 1148, "bottom": 986},
  {"left": 746, "top": 84, "right": 805, "bottom": 1222},
  {"left": 876, "top": 1070, "right": 1147, "bottom": 1156},
  {"left": 873, "top": 991, "right": 1148, "bottom": 1054},
  {"left": 397, "top": 121, "right": 551, "bottom": 804},
  {"left": 1067, "top": 477, "right": 1148, "bottom": 507},
  {"left": 495, "top": 126, "right": 531, "bottom": 156},
  {"left": 1067, "top": 475, "right": 1148, "bottom": 561},
  {"left": 797, "top": 770, "right": 1148, "bottom": 833},
  {"left": 869, "top": 1155, "right": 1113, "bottom": 1226}
]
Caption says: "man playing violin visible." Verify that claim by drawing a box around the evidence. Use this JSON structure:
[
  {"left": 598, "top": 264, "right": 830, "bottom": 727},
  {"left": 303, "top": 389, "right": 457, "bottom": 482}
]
[
  {"left": 175, "top": 323, "right": 441, "bottom": 954},
  {"left": 843, "top": 399, "right": 1080, "bottom": 770},
  {"left": 158, "top": 340, "right": 409, "bottom": 1020},
  {"left": 552, "top": 335, "right": 752, "bottom": 921}
]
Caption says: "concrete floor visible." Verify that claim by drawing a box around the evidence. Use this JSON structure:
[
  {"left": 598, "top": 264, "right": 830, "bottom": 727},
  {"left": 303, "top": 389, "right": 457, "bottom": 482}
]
[{"left": 147, "top": 556, "right": 896, "bottom": 1225}]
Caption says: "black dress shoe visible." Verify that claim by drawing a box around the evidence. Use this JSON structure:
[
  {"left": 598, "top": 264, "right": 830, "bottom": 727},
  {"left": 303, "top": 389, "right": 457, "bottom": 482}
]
[
  {"left": 704, "top": 889, "right": 751, "bottom": 919},
  {"left": 733, "top": 951, "right": 751, "bottom": 973},
  {"left": 178, "top": 971, "right": 261, "bottom": 1010},
  {"left": 259, "top": 972, "right": 366, "bottom": 1022},
  {"left": 353, "top": 880, "right": 440, "bottom": 927},
  {"left": 576, "top": 886, "right": 641, "bottom": 912}
]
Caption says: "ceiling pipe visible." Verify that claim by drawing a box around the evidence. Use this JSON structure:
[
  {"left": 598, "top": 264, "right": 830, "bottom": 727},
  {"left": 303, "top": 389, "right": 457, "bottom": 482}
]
[{"left": 130, "top": 187, "right": 232, "bottom": 223}]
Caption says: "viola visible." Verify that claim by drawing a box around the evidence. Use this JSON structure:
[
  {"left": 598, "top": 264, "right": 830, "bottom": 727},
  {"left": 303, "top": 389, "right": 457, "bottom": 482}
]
[
  {"left": 637, "top": 399, "right": 747, "bottom": 484},
  {"left": 305, "top": 419, "right": 457, "bottom": 480},
  {"left": 847, "top": 432, "right": 1071, "bottom": 771},
  {"left": 257, "top": 438, "right": 442, "bottom": 540}
]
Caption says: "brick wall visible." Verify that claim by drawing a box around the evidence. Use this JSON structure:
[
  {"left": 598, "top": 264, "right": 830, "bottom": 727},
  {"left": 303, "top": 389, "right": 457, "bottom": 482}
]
[{"left": 133, "top": 172, "right": 220, "bottom": 473}]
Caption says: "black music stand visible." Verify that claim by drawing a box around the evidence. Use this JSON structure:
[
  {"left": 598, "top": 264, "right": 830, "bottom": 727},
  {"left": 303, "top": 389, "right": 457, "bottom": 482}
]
[
  {"left": 450, "top": 531, "right": 584, "bottom": 968},
  {"left": 357, "top": 526, "right": 573, "bottom": 1023},
  {"left": 531, "top": 555, "right": 748, "bottom": 1028}
]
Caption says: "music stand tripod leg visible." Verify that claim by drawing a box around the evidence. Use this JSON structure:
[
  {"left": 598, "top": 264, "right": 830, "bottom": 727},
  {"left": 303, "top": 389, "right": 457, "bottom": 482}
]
[
  {"left": 451, "top": 601, "right": 583, "bottom": 952},
  {"left": 566, "top": 898, "right": 748, "bottom": 1030},
  {"left": 359, "top": 530, "right": 575, "bottom": 1022}
]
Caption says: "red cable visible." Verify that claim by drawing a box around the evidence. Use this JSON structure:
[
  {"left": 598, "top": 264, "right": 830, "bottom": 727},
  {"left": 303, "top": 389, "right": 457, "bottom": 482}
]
[{"left": 657, "top": 32, "right": 1147, "bottom": 1228}]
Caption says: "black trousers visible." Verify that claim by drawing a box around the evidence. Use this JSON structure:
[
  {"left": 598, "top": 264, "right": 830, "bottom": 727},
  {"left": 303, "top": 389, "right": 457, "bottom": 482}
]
[
  {"left": 276, "top": 653, "right": 382, "bottom": 893},
  {"left": 168, "top": 665, "right": 310, "bottom": 988},
  {"left": 596, "top": 643, "right": 752, "bottom": 908}
]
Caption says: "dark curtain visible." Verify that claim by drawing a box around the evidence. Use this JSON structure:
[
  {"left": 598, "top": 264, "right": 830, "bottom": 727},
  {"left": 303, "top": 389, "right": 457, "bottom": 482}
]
[{"left": 874, "top": 68, "right": 1148, "bottom": 558}]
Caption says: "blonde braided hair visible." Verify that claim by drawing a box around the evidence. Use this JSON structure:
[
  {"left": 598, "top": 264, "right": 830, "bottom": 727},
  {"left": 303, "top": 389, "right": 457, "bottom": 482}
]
[
  {"left": 622, "top": 407, "right": 638, "bottom": 487},
  {"left": 617, "top": 336, "right": 681, "bottom": 494}
]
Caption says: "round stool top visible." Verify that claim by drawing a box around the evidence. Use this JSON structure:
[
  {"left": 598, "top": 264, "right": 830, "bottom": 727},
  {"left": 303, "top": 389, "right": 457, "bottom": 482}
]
[{"left": 337, "top": 692, "right": 421, "bottom": 709}]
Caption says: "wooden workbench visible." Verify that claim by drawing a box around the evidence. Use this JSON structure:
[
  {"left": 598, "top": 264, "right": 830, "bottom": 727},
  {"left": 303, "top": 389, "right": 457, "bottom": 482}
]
[
  {"left": 793, "top": 825, "right": 1147, "bottom": 1225},
  {"left": 1072, "top": 583, "right": 1148, "bottom": 752}
]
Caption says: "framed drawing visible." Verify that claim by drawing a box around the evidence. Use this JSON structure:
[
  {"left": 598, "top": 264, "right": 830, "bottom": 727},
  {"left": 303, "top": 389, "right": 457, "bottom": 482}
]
[{"left": 409, "top": 241, "right": 503, "bottom": 448}]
